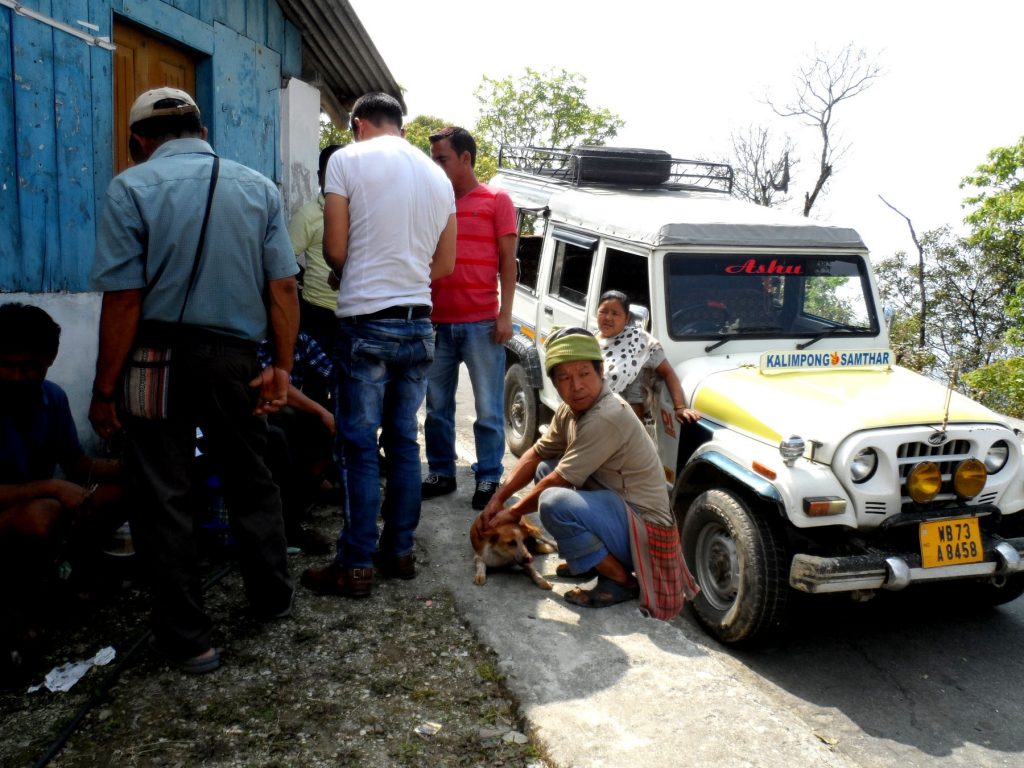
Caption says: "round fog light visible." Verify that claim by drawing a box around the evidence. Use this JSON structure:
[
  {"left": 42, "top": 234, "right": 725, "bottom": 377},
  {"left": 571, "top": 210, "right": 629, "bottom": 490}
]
[
  {"left": 953, "top": 458, "right": 986, "bottom": 499},
  {"left": 907, "top": 462, "right": 941, "bottom": 504}
]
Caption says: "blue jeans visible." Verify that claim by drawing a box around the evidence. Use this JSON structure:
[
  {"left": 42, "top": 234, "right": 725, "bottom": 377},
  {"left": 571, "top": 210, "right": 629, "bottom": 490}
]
[
  {"left": 424, "top": 320, "right": 506, "bottom": 482},
  {"left": 534, "top": 460, "right": 633, "bottom": 575},
  {"left": 333, "top": 318, "right": 434, "bottom": 568}
]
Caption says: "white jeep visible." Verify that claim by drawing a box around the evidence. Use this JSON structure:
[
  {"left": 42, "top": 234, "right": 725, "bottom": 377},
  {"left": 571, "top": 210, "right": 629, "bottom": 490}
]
[{"left": 496, "top": 146, "right": 1024, "bottom": 644}]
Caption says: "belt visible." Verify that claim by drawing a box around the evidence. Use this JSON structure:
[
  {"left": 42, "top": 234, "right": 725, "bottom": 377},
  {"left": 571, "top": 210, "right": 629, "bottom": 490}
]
[
  {"left": 342, "top": 305, "right": 432, "bottom": 322},
  {"left": 138, "top": 321, "right": 258, "bottom": 352}
]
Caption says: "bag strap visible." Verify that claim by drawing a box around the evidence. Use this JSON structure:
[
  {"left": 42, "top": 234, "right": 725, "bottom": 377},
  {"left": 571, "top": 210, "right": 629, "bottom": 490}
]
[{"left": 177, "top": 155, "right": 220, "bottom": 323}]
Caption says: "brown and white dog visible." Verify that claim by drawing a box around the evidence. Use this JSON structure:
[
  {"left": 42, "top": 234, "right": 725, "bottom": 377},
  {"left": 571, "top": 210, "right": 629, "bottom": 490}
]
[{"left": 469, "top": 514, "right": 557, "bottom": 590}]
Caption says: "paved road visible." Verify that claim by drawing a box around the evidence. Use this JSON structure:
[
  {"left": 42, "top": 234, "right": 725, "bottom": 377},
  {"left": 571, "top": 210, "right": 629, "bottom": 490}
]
[{"left": 415, "top": 369, "right": 1024, "bottom": 768}]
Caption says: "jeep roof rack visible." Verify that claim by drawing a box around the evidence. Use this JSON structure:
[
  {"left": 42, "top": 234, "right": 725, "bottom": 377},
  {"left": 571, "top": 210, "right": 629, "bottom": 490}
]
[{"left": 497, "top": 145, "right": 734, "bottom": 194}]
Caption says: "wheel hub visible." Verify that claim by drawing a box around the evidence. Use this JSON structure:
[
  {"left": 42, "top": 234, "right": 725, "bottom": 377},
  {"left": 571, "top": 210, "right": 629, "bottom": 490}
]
[
  {"left": 696, "top": 523, "right": 739, "bottom": 611},
  {"left": 508, "top": 391, "right": 526, "bottom": 437}
]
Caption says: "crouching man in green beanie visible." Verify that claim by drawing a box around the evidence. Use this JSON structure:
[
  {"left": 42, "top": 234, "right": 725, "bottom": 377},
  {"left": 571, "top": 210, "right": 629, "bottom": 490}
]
[{"left": 475, "top": 327, "right": 697, "bottom": 618}]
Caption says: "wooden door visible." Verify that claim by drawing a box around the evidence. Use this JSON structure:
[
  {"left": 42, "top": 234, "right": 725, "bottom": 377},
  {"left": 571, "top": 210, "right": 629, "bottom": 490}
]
[{"left": 113, "top": 21, "right": 198, "bottom": 173}]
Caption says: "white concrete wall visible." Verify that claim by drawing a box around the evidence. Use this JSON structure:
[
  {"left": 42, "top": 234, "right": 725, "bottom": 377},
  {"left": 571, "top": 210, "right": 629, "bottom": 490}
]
[
  {"left": 279, "top": 77, "right": 321, "bottom": 232},
  {"left": 3, "top": 292, "right": 103, "bottom": 450}
]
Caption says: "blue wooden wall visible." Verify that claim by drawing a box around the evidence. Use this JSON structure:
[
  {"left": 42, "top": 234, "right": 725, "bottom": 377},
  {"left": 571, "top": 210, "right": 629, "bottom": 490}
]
[{"left": 0, "top": 0, "right": 302, "bottom": 293}]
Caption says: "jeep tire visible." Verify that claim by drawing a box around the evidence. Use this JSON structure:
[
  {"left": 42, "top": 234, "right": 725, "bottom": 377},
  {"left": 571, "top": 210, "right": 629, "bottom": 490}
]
[
  {"left": 951, "top": 573, "right": 1024, "bottom": 608},
  {"left": 504, "top": 364, "right": 538, "bottom": 457},
  {"left": 681, "top": 489, "right": 790, "bottom": 645}
]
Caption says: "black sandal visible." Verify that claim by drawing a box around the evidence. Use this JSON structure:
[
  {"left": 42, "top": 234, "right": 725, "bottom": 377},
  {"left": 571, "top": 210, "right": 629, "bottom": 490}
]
[
  {"left": 564, "top": 576, "right": 639, "bottom": 608},
  {"left": 555, "top": 562, "right": 598, "bottom": 579}
]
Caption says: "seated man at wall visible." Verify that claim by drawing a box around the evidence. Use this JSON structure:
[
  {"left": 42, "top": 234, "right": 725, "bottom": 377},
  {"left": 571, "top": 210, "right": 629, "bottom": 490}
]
[
  {"left": 476, "top": 327, "right": 698, "bottom": 618},
  {"left": 0, "top": 303, "right": 124, "bottom": 684},
  {"left": 257, "top": 331, "right": 336, "bottom": 555}
]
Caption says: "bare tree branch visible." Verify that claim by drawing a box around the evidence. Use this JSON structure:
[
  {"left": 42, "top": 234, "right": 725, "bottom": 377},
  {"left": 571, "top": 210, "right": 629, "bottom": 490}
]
[
  {"left": 879, "top": 195, "right": 926, "bottom": 347},
  {"left": 728, "top": 125, "right": 798, "bottom": 207},
  {"left": 767, "top": 43, "right": 882, "bottom": 216}
]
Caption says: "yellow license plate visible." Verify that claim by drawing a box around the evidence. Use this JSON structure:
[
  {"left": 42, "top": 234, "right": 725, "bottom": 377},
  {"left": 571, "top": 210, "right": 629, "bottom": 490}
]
[{"left": 919, "top": 517, "right": 984, "bottom": 568}]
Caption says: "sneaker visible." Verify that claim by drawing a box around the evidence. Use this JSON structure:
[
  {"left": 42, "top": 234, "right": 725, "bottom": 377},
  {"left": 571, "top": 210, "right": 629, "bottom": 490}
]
[
  {"left": 421, "top": 474, "right": 457, "bottom": 499},
  {"left": 472, "top": 480, "right": 500, "bottom": 511}
]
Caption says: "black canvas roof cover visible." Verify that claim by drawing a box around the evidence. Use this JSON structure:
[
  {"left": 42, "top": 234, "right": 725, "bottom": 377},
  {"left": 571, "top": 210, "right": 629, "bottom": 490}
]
[{"left": 655, "top": 222, "right": 866, "bottom": 249}]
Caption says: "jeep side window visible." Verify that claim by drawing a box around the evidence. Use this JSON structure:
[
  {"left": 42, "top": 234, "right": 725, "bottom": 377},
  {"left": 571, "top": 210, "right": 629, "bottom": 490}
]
[
  {"left": 548, "top": 232, "right": 596, "bottom": 307},
  {"left": 514, "top": 209, "right": 547, "bottom": 292},
  {"left": 600, "top": 249, "right": 650, "bottom": 312}
]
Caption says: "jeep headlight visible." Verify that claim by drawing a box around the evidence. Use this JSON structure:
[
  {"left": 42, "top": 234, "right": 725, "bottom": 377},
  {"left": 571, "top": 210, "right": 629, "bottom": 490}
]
[
  {"left": 907, "top": 462, "right": 941, "bottom": 504},
  {"left": 985, "top": 440, "right": 1009, "bottom": 474},
  {"left": 850, "top": 448, "right": 878, "bottom": 483}
]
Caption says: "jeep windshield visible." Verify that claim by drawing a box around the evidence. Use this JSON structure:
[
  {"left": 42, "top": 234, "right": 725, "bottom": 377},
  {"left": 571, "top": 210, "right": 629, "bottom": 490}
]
[{"left": 665, "top": 254, "right": 878, "bottom": 344}]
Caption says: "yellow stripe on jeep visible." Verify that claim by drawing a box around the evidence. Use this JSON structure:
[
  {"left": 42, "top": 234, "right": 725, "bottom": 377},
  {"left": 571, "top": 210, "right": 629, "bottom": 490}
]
[
  {"left": 692, "top": 366, "right": 996, "bottom": 444},
  {"left": 693, "top": 385, "right": 782, "bottom": 442}
]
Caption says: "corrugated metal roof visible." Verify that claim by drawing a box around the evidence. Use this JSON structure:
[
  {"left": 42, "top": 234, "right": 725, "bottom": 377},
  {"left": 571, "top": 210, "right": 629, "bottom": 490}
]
[{"left": 276, "top": 0, "right": 405, "bottom": 124}]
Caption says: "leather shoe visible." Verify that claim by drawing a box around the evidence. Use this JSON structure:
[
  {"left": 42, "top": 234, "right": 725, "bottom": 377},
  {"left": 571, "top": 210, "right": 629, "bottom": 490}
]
[
  {"left": 300, "top": 562, "right": 374, "bottom": 598},
  {"left": 374, "top": 552, "right": 416, "bottom": 580}
]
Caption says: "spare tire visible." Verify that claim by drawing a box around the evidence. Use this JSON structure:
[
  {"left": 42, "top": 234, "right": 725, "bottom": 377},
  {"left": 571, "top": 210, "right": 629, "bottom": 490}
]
[{"left": 572, "top": 146, "right": 672, "bottom": 186}]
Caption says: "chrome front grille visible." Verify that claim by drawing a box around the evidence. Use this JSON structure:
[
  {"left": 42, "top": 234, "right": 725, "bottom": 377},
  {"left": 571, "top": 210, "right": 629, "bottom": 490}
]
[{"left": 897, "top": 439, "right": 972, "bottom": 504}]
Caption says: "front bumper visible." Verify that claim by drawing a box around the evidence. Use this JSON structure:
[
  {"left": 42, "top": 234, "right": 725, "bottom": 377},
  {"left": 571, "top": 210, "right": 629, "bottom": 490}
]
[{"left": 790, "top": 536, "right": 1024, "bottom": 594}]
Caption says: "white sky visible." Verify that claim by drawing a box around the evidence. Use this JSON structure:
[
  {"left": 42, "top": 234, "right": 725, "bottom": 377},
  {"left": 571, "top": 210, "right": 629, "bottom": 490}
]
[{"left": 348, "top": 0, "right": 1024, "bottom": 261}]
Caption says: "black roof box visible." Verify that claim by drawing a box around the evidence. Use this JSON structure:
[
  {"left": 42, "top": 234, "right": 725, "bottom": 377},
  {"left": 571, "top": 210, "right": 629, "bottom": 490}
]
[{"left": 572, "top": 146, "right": 672, "bottom": 185}]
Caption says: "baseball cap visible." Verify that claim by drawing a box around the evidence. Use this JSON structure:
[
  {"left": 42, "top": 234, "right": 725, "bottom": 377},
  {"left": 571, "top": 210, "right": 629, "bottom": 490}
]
[{"left": 129, "top": 87, "right": 200, "bottom": 128}]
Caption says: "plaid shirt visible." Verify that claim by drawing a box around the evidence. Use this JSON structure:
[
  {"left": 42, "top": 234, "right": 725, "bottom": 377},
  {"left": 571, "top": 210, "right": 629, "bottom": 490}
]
[{"left": 257, "top": 331, "right": 333, "bottom": 389}]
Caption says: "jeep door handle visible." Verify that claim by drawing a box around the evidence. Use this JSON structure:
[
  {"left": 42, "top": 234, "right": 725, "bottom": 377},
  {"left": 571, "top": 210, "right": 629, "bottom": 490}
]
[{"left": 543, "top": 306, "right": 554, "bottom": 316}]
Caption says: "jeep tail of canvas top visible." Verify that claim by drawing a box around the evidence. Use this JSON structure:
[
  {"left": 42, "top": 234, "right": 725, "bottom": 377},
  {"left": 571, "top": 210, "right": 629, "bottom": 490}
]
[{"left": 495, "top": 145, "right": 1024, "bottom": 645}]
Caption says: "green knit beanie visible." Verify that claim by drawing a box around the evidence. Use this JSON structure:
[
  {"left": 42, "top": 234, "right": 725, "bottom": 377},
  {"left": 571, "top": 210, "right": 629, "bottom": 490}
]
[{"left": 544, "top": 328, "right": 603, "bottom": 372}]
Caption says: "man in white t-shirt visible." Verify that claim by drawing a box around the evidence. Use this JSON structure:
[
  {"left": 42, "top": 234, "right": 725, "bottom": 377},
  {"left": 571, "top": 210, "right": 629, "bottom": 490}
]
[{"left": 301, "top": 92, "right": 456, "bottom": 599}]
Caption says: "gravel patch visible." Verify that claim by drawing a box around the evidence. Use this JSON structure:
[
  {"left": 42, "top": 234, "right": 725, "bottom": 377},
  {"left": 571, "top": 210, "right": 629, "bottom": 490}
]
[{"left": 1, "top": 503, "right": 549, "bottom": 768}]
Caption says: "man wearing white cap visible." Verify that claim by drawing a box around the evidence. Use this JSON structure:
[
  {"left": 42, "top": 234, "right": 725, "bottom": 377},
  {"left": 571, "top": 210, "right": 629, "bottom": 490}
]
[{"left": 89, "top": 87, "right": 298, "bottom": 674}]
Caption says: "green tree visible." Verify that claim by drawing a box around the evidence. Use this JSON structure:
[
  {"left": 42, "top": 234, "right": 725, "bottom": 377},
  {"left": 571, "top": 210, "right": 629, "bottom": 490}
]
[
  {"left": 874, "top": 251, "right": 935, "bottom": 372},
  {"left": 473, "top": 68, "right": 624, "bottom": 153},
  {"left": 404, "top": 114, "right": 448, "bottom": 155},
  {"left": 403, "top": 114, "right": 499, "bottom": 182},
  {"left": 962, "top": 358, "right": 1024, "bottom": 418},
  {"left": 319, "top": 113, "right": 351, "bottom": 151},
  {"left": 961, "top": 136, "right": 1024, "bottom": 289},
  {"left": 876, "top": 227, "right": 1013, "bottom": 383}
]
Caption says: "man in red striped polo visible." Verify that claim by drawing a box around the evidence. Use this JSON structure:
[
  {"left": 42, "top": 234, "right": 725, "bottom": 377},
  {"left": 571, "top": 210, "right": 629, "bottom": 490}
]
[{"left": 423, "top": 127, "right": 516, "bottom": 510}]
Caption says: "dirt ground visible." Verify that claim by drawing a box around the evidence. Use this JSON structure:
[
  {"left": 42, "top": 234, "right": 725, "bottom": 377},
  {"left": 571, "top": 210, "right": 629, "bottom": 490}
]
[{"left": 0, "top": 504, "right": 549, "bottom": 768}]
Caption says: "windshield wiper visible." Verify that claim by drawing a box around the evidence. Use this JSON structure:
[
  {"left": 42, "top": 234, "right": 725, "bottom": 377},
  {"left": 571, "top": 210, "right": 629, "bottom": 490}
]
[
  {"left": 704, "top": 334, "right": 735, "bottom": 353},
  {"left": 702, "top": 324, "right": 786, "bottom": 353},
  {"left": 795, "top": 325, "right": 865, "bottom": 350}
]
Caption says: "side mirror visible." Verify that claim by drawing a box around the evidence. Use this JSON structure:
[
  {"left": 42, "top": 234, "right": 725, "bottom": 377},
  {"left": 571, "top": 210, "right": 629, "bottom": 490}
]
[{"left": 629, "top": 304, "right": 650, "bottom": 331}]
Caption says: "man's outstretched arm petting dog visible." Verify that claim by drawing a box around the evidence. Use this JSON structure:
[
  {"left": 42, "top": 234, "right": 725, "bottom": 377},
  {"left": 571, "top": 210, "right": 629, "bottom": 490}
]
[{"left": 477, "top": 328, "right": 697, "bottom": 617}]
